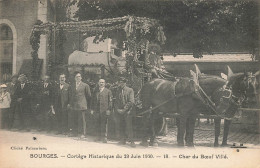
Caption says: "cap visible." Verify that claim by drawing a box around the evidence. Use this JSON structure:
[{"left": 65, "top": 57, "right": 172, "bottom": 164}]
[
  {"left": 0, "top": 84, "right": 7, "bottom": 88},
  {"left": 118, "top": 77, "right": 127, "bottom": 83},
  {"left": 11, "top": 74, "right": 18, "bottom": 79},
  {"left": 245, "top": 72, "right": 253, "bottom": 78},
  {"left": 19, "top": 74, "right": 26, "bottom": 78}
]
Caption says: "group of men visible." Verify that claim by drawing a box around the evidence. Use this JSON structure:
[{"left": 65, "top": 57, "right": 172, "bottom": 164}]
[{"left": 2, "top": 72, "right": 136, "bottom": 148}]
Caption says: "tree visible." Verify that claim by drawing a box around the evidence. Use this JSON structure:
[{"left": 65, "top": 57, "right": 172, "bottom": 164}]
[{"left": 71, "top": 0, "right": 259, "bottom": 58}]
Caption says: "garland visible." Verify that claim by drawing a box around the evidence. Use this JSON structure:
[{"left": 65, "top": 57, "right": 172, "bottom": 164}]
[
  {"left": 46, "top": 26, "right": 67, "bottom": 76},
  {"left": 47, "top": 26, "right": 53, "bottom": 75},
  {"left": 30, "top": 20, "right": 43, "bottom": 80},
  {"left": 55, "top": 28, "right": 66, "bottom": 65},
  {"left": 68, "top": 63, "right": 104, "bottom": 67},
  {"left": 30, "top": 16, "right": 166, "bottom": 85}
]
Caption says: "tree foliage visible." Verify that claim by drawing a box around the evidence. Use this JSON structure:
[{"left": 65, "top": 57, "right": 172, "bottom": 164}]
[{"left": 71, "top": 0, "right": 259, "bottom": 58}]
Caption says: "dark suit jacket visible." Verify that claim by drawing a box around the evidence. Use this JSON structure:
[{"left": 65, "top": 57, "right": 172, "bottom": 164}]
[
  {"left": 53, "top": 82, "right": 70, "bottom": 110},
  {"left": 6, "top": 82, "right": 17, "bottom": 97},
  {"left": 37, "top": 82, "right": 54, "bottom": 107},
  {"left": 70, "top": 82, "right": 91, "bottom": 110},
  {"left": 13, "top": 82, "right": 32, "bottom": 111},
  {"left": 114, "top": 86, "right": 135, "bottom": 113},
  {"left": 13, "top": 82, "right": 32, "bottom": 101},
  {"left": 91, "top": 87, "right": 112, "bottom": 113}
]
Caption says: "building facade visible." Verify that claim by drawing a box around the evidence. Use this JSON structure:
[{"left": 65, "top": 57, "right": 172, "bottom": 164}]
[{"left": 0, "top": 0, "right": 54, "bottom": 82}]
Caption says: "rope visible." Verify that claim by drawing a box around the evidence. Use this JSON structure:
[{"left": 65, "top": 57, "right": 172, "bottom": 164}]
[
  {"left": 137, "top": 97, "right": 175, "bottom": 116},
  {"left": 238, "top": 108, "right": 260, "bottom": 112},
  {"left": 196, "top": 84, "right": 217, "bottom": 114}
]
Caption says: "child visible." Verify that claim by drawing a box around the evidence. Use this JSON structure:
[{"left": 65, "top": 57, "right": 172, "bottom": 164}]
[{"left": 0, "top": 84, "right": 11, "bottom": 129}]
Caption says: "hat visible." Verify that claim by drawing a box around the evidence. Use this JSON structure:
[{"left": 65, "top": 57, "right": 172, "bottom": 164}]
[
  {"left": 19, "top": 74, "right": 26, "bottom": 78},
  {"left": 0, "top": 84, "right": 7, "bottom": 88},
  {"left": 148, "top": 43, "right": 161, "bottom": 54},
  {"left": 18, "top": 74, "right": 27, "bottom": 81},
  {"left": 245, "top": 72, "right": 253, "bottom": 77},
  {"left": 118, "top": 77, "right": 127, "bottom": 83},
  {"left": 11, "top": 74, "right": 18, "bottom": 79}
]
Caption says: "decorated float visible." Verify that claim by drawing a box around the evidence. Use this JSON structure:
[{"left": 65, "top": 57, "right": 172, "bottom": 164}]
[
  {"left": 30, "top": 16, "right": 166, "bottom": 89},
  {"left": 30, "top": 16, "right": 167, "bottom": 137}
]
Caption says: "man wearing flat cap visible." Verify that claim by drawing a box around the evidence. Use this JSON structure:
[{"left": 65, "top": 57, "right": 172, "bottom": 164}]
[
  {"left": 13, "top": 74, "right": 32, "bottom": 131},
  {"left": 114, "top": 77, "right": 136, "bottom": 147}
]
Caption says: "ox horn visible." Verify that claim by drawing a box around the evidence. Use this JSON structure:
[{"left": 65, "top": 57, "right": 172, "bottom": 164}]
[
  {"left": 190, "top": 70, "right": 199, "bottom": 85},
  {"left": 194, "top": 64, "right": 202, "bottom": 76},
  {"left": 227, "top": 65, "right": 234, "bottom": 80},
  {"left": 254, "top": 71, "right": 260, "bottom": 77},
  {"left": 221, "top": 73, "right": 228, "bottom": 80}
]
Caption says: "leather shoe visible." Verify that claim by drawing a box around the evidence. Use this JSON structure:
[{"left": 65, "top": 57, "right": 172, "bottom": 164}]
[
  {"left": 140, "top": 141, "right": 149, "bottom": 147},
  {"left": 118, "top": 140, "right": 126, "bottom": 145},
  {"left": 68, "top": 133, "right": 76, "bottom": 137},
  {"left": 130, "top": 142, "right": 136, "bottom": 148},
  {"left": 55, "top": 131, "right": 62, "bottom": 135},
  {"left": 94, "top": 137, "right": 101, "bottom": 142},
  {"left": 102, "top": 138, "right": 107, "bottom": 143}
]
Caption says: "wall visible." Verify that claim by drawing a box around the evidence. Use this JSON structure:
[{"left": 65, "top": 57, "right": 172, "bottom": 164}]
[
  {"left": 0, "top": 0, "right": 38, "bottom": 74},
  {"left": 164, "top": 61, "right": 260, "bottom": 77}
]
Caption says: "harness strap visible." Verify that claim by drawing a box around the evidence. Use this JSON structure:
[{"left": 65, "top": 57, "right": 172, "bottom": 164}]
[
  {"left": 137, "top": 97, "right": 175, "bottom": 116},
  {"left": 197, "top": 85, "right": 216, "bottom": 109},
  {"left": 138, "top": 80, "right": 191, "bottom": 116},
  {"left": 138, "top": 79, "right": 232, "bottom": 120}
]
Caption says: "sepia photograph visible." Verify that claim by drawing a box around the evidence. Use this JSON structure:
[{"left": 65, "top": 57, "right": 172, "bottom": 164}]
[{"left": 0, "top": 0, "right": 260, "bottom": 167}]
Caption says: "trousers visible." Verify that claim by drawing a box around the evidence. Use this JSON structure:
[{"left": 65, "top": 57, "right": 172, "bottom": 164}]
[
  {"left": 95, "top": 112, "right": 108, "bottom": 138},
  {"left": 114, "top": 111, "right": 134, "bottom": 141},
  {"left": 68, "top": 110, "right": 87, "bottom": 136}
]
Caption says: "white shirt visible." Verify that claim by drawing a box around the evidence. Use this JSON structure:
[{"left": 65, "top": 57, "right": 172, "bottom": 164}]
[
  {"left": 99, "top": 87, "right": 105, "bottom": 93},
  {"left": 76, "top": 82, "right": 81, "bottom": 90},
  {"left": 44, "top": 83, "right": 48, "bottom": 88},
  {"left": 60, "top": 84, "right": 64, "bottom": 90},
  {"left": 21, "top": 83, "right": 25, "bottom": 89},
  {"left": 0, "top": 92, "right": 11, "bottom": 109}
]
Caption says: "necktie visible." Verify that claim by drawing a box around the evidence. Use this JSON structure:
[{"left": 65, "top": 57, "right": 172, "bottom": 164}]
[
  {"left": 60, "top": 84, "right": 63, "bottom": 89},
  {"left": 76, "top": 82, "right": 80, "bottom": 90},
  {"left": 120, "top": 89, "right": 125, "bottom": 106}
]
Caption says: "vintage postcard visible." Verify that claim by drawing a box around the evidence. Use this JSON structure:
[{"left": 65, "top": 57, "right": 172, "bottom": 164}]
[{"left": 0, "top": 0, "right": 260, "bottom": 167}]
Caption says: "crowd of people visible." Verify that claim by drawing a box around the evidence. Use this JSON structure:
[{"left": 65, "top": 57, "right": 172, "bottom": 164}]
[{"left": 0, "top": 72, "right": 137, "bottom": 148}]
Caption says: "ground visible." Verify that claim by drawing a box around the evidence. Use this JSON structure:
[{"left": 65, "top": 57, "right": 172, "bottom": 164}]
[
  {"left": 0, "top": 120, "right": 259, "bottom": 168},
  {"left": 161, "top": 119, "right": 260, "bottom": 147}
]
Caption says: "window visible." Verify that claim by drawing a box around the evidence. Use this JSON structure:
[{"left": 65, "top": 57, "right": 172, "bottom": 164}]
[{"left": 0, "top": 24, "right": 13, "bottom": 82}]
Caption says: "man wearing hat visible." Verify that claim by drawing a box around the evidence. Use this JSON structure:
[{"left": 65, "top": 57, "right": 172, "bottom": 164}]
[
  {"left": 243, "top": 71, "right": 257, "bottom": 107},
  {"left": 13, "top": 74, "right": 32, "bottom": 131},
  {"left": 114, "top": 77, "right": 136, "bottom": 147},
  {"left": 145, "top": 43, "right": 171, "bottom": 78},
  {"left": 0, "top": 84, "right": 11, "bottom": 129}
]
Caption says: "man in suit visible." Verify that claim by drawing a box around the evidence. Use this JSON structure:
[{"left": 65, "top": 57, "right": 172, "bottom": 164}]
[
  {"left": 53, "top": 74, "right": 70, "bottom": 135},
  {"left": 6, "top": 74, "right": 18, "bottom": 129},
  {"left": 35, "top": 75, "right": 54, "bottom": 132},
  {"left": 68, "top": 72, "right": 91, "bottom": 138},
  {"left": 114, "top": 77, "right": 136, "bottom": 147},
  {"left": 13, "top": 74, "right": 32, "bottom": 131},
  {"left": 91, "top": 79, "right": 112, "bottom": 143}
]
